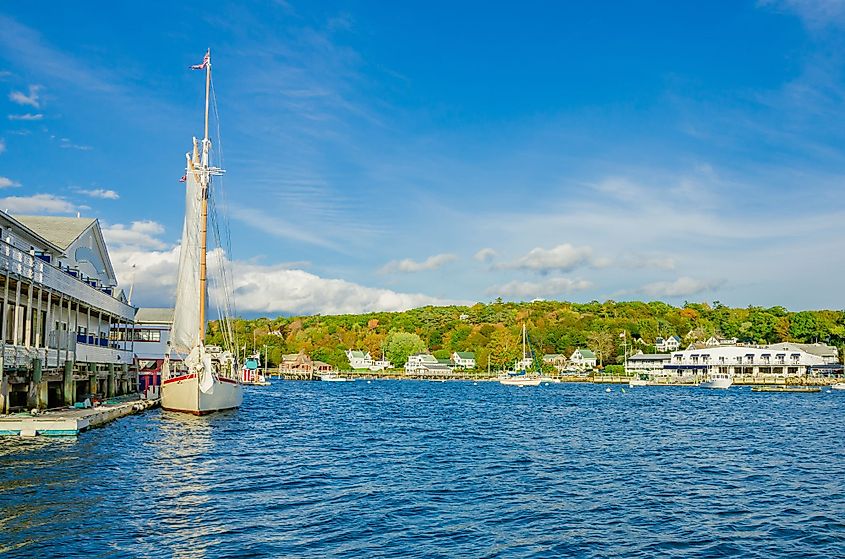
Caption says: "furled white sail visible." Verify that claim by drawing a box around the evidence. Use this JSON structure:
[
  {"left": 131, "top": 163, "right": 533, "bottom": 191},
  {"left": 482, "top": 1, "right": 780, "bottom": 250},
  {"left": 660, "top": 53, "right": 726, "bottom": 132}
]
[{"left": 171, "top": 141, "right": 204, "bottom": 354}]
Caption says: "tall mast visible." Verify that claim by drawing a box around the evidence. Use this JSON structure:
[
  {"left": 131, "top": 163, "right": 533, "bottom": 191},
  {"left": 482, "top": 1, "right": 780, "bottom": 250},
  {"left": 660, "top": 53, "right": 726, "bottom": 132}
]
[
  {"left": 198, "top": 48, "right": 211, "bottom": 344},
  {"left": 522, "top": 323, "right": 526, "bottom": 361}
]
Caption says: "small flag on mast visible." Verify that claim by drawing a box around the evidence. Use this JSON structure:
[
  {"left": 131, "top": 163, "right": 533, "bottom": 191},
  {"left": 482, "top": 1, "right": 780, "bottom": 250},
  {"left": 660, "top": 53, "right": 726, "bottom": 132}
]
[{"left": 190, "top": 51, "right": 209, "bottom": 70}]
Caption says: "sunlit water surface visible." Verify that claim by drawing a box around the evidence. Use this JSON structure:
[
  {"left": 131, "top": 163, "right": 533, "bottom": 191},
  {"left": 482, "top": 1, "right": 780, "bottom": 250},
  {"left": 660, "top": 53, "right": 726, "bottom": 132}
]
[{"left": 1, "top": 381, "right": 844, "bottom": 558}]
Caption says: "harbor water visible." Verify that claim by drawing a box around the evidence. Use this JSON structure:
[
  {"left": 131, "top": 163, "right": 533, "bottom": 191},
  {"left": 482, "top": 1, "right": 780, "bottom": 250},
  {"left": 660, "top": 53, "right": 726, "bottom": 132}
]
[{"left": 2, "top": 381, "right": 844, "bottom": 558}]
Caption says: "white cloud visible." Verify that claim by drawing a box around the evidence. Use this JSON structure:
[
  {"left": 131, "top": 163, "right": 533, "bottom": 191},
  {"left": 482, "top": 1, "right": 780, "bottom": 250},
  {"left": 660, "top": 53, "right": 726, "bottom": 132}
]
[
  {"left": 487, "top": 277, "right": 592, "bottom": 300},
  {"left": 380, "top": 253, "right": 457, "bottom": 274},
  {"left": 0, "top": 176, "right": 20, "bottom": 188},
  {"left": 7, "top": 113, "right": 43, "bottom": 121},
  {"left": 101, "top": 220, "right": 167, "bottom": 250},
  {"left": 639, "top": 276, "right": 723, "bottom": 298},
  {"left": 499, "top": 243, "right": 596, "bottom": 274},
  {"left": 232, "top": 263, "right": 458, "bottom": 315},
  {"left": 474, "top": 247, "right": 496, "bottom": 262},
  {"left": 9, "top": 84, "right": 41, "bottom": 108},
  {"left": 77, "top": 188, "right": 119, "bottom": 199},
  {"left": 111, "top": 245, "right": 459, "bottom": 314},
  {"left": 760, "top": 0, "right": 845, "bottom": 29},
  {"left": 0, "top": 193, "right": 74, "bottom": 214},
  {"left": 59, "top": 138, "right": 93, "bottom": 151}
]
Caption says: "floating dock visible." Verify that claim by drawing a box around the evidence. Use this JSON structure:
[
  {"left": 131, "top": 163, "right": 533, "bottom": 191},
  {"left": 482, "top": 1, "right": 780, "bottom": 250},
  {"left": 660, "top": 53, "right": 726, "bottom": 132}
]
[
  {"left": 0, "top": 397, "right": 159, "bottom": 437},
  {"left": 751, "top": 386, "right": 822, "bottom": 393}
]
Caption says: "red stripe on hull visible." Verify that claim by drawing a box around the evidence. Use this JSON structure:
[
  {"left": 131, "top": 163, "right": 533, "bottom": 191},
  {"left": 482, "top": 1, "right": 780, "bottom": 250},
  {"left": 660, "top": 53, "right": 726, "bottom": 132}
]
[
  {"left": 163, "top": 374, "right": 239, "bottom": 386},
  {"left": 163, "top": 373, "right": 197, "bottom": 385}
]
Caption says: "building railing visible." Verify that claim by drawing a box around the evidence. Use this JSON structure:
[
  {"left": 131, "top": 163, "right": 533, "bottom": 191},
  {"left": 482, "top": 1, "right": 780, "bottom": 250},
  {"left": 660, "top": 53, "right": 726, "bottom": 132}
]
[{"left": 0, "top": 237, "right": 135, "bottom": 321}]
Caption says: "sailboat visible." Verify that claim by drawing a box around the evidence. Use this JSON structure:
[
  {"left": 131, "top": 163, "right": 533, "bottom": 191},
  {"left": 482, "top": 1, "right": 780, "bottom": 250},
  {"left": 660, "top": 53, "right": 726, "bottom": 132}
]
[
  {"left": 161, "top": 50, "right": 243, "bottom": 414},
  {"left": 499, "top": 324, "right": 542, "bottom": 387}
]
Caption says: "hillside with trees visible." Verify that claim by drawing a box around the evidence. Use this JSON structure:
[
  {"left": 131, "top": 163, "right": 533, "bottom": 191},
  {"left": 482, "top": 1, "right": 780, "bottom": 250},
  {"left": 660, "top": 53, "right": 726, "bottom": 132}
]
[{"left": 207, "top": 300, "right": 845, "bottom": 371}]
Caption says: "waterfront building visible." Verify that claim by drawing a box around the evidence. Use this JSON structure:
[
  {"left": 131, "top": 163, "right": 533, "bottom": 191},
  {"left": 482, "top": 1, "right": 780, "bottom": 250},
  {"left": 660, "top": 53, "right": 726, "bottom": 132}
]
[
  {"left": 405, "top": 353, "right": 453, "bottom": 376},
  {"left": 277, "top": 352, "right": 335, "bottom": 378},
  {"left": 128, "top": 308, "right": 174, "bottom": 398},
  {"left": 765, "top": 342, "right": 839, "bottom": 364},
  {"left": 654, "top": 336, "right": 681, "bottom": 352},
  {"left": 664, "top": 345, "right": 833, "bottom": 380},
  {"left": 543, "top": 353, "right": 568, "bottom": 372},
  {"left": 452, "top": 351, "right": 476, "bottom": 369},
  {"left": 569, "top": 348, "right": 597, "bottom": 371},
  {"left": 369, "top": 356, "right": 392, "bottom": 371},
  {"left": 0, "top": 212, "right": 136, "bottom": 412},
  {"left": 345, "top": 349, "right": 373, "bottom": 370},
  {"left": 625, "top": 352, "right": 671, "bottom": 378}
]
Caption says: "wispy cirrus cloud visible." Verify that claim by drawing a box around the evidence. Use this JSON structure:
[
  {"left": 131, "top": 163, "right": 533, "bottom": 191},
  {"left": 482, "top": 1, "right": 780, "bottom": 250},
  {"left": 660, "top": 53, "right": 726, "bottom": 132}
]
[
  {"left": 9, "top": 84, "right": 42, "bottom": 108},
  {"left": 76, "top": 188, "right": 118, "bottom": 199},
  {"left": 59, "top": 138, "right": 92, "bottom": 151},
  {"left": 638, "top": 276, "right": 724, "bottom": 298},
  {"left": 380, "top": 253, "right": 457, "bottom": 274},
  {"left": 8, "top": 113, "right": 43, "bottom": 121},
  {"left": 229, "top": 205, "right": 341, "bottom": 251},
  {"left": 0, "top": 15, "right": 116, "bottom": 94},
  {"left": 759, "top": 0, "right": 845, "bottom": 30},
  {"left": 0, "top": 193, "right": 75, "bottom": 214}
]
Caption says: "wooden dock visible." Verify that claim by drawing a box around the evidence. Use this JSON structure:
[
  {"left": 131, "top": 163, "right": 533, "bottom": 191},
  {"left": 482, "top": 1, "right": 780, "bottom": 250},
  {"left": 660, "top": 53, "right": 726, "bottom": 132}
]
[{"left": 0, "top": 397, "right": 159, "bottom": 437}]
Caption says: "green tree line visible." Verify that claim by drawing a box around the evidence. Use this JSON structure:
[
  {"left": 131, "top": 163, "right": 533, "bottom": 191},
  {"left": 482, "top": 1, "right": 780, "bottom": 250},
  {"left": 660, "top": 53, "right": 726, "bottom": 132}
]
[{"left": 206, "top": 300, "right": 845, "bottom": 370}]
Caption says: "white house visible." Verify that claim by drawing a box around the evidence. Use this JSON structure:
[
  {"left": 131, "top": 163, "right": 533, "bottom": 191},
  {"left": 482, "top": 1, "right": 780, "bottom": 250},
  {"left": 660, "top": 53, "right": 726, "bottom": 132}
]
[
  {"left": 405, "top": 353, "right": 453, "bottom": 376},
  {"left": 705, "top": 336, "right": 738, "bottom": 347},
  {"left": 346, "top": 349, "right": 373, "bottom": 370},
  {"left": 451, "top": 351, "right": 476, "bottom": 369},
  {"left": 569, "top": 348, "right": 597, "bottom": 371},
  {"left": 654, "top": 336, "right": 681, "bottom": 352}
]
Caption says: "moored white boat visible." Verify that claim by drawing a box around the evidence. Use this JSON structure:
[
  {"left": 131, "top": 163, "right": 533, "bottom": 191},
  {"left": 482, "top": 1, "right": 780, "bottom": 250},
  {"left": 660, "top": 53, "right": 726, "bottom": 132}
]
[
  {"left": 320, "top": 373, "right": 353, "bottom": 382},
  {"left": 499, "top": 376, "right": 542, "bottom": 387},
  {"left": 699, "top": 374, "right": 732, "bottom": 389},
  {"left": 499, "top": 324, "right": 542, "bottom": 387},
  {"left": 629, "top": 378, "right": 651, "bottom": 387},
  {"left": 161, "top": 50, "right": 243, "bottom": 415},
  {"left": 831, "top": 382, "right": 845, "bottom": 390}
]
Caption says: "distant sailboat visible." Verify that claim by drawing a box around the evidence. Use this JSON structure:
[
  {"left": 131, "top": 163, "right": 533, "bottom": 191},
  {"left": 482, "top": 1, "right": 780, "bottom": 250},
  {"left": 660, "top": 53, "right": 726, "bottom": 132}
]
[
  {"left": 161, "top": 50, "right": 243, "bottom": 414},
  {"left": 499, "top": 324, "right": 542, "bottom": 387}
]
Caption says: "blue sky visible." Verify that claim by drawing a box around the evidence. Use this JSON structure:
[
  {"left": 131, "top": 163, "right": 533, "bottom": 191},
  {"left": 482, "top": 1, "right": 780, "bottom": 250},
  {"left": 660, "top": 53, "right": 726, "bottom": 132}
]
[{"left": 1, "top": 1, "right": 844, "bottom": 315}]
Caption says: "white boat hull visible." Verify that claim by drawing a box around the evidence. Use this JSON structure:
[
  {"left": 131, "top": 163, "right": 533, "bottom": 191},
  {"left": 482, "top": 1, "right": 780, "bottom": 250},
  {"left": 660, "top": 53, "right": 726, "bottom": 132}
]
[
  {"left": 499, "top": 377, "right": 542, "bottom": 387},
  {"left": 162, "top": 374, "right": 243, "bottom": 415},
  {"left": 831, "top": 383, "right": 845, "bottom": 390},
  {"left": 320, "top": 373, "right": 353, "bottom": 382},
  {"left": 699, "top": 378, "right": 733, "bottom": 389},
  {"left": 629, "top": 379, "right": 650, "bottom": 387}
]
